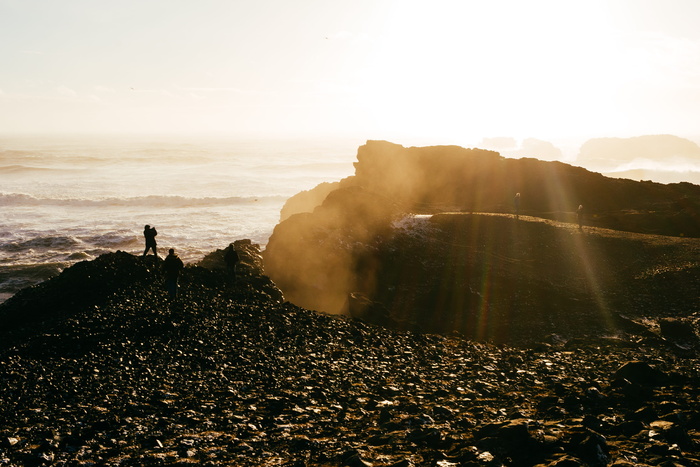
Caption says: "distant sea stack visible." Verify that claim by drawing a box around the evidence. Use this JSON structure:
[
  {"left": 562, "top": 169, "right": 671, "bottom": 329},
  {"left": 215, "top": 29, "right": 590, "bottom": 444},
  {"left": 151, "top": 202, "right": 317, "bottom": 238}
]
[
  {"left": 264, "top": 141, "right": 700, "bottom": 340},
  {"left": 279, "top": 181, "right": 339, "bottom": 222},
  {"left": 578, "top": 134, "right": 700, "bottom": 172}
]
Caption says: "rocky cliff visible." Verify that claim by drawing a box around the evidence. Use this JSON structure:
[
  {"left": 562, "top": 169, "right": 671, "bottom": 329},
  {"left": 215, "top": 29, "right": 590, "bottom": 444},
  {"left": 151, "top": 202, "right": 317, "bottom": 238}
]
[{"left": 264, "top": 141, "right": 700, "bottom": 338}]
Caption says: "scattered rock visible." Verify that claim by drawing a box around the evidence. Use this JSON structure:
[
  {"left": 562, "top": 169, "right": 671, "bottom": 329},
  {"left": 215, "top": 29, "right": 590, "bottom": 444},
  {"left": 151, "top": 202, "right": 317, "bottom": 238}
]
[
  {"left": 659, "top": 317, "right": 698, "bottom": 345},
  {"left": 613, "top": 361, "right": 668, "bottom": 386}
]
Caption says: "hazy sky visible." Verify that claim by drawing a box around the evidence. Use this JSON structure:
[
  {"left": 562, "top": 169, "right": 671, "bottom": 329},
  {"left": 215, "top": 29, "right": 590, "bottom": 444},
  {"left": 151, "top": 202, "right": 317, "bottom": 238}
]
[{"left": 1, "top": 0, "right": 699, "bottom": 144}]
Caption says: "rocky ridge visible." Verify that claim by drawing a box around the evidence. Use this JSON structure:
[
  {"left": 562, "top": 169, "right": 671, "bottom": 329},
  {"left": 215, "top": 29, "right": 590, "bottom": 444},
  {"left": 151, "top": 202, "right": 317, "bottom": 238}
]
[
  {"left": 264, "top": 141, "right": 700, "bottom": 333},
  {"left": 0, "top": 240, "right": 699, "bottom": 466}
]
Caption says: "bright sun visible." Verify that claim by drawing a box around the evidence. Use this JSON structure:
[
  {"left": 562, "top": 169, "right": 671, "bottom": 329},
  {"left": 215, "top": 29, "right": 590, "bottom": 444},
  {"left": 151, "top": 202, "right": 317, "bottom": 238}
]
[{"left": 351, "top": 1, "right": 636, "bottom": 142}]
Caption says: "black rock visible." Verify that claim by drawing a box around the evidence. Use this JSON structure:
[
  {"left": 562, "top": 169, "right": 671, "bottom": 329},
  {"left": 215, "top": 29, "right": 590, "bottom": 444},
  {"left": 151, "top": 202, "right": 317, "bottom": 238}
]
[
  {"left": 613, "top": 361, "right": 668, "bottom": 386},
  {"left": 659, "top": 317, "right": 698, "bottom": 344}
]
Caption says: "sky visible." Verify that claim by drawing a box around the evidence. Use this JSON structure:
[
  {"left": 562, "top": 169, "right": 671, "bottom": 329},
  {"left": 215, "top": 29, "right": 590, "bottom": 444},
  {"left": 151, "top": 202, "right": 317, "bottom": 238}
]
[{"left": 1, "top": 0, "right": 700, "bottom": 146}]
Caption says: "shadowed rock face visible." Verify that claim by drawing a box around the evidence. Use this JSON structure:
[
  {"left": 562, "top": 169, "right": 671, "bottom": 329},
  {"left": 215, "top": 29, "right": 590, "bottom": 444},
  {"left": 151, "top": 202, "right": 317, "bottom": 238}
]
[
  {"left": 264, "top": 141, "right": 700, "bottom": 336},
  {"left": 264, "top": 185, "right": 400, "bottom": 314},
  {"left": 361, "top": 213, "right": 700, "bottom": 343}
]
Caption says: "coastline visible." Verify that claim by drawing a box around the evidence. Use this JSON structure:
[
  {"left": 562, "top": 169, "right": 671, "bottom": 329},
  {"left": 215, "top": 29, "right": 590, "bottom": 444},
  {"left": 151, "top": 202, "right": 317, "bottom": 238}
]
[
  {"left": 0, "top": 135, "right": 362, "bottom": 304},
  {"left": 2, "top": 139, "right": 700, "bottom": 464}
]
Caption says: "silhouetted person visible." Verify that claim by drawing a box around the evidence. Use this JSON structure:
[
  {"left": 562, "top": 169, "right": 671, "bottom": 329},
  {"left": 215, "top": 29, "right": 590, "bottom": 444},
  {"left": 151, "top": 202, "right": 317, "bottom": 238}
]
[
  {"left": 162, "top": 248, "right": 184, "bottom": 298},
  {"left": 514, "top": 193, "right": 521, "bottom": 219},
  {"left": 224, "top": 244, "right": 240, "bottom": 284},
  {"left": 143, "top": 225, "right": 158, "bottom": 257},
  {"left": 577, "top": 205, "right": 584, "bottom": 230}
]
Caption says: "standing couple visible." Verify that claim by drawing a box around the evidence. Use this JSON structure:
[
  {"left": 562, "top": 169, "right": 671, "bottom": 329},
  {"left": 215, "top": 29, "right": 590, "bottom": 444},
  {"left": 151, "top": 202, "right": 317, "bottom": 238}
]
[{"left": 143, "top": 224, "right": 184, "bottom": 298}]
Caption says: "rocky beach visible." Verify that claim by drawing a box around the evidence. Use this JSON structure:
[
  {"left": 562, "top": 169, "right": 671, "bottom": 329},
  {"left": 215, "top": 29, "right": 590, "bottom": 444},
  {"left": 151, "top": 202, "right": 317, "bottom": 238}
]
[
  {"left": 1, "top": 141, "right": 700, "bottom": 466},
  {"left": 1, "top": 243, "right": 699, "bottom": 466}
]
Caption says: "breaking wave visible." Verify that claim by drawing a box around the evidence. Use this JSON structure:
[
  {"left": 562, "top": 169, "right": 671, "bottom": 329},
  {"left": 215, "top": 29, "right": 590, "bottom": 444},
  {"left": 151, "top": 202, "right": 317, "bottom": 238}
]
[
  {"left": 0, "top": 235, "right": 82, "bottom": 253},
  {"left": 0, "top": 193, "right": 287, "bottom": 208},
  {"left": 0, "top": 135, "right": 362, "bottom": 303},
  {"left": 0, "top": 165, "right": 72, "bottom": 174},
  {"left": 0, "top": 262, "right": 69, "bottom": 296}
]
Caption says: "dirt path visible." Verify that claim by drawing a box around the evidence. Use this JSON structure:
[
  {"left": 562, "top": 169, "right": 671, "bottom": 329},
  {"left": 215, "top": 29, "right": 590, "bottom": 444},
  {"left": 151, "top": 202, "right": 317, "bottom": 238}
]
[{"left": 441, "top": 211, "right": 700, "bottom": 271}]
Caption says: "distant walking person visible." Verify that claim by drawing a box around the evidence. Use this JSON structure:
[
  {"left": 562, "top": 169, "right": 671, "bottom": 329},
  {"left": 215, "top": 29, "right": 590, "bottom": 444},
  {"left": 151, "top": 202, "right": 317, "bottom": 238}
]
[
  {"left": 577, "top": 205, "right": 584, "bottom": 230},
  {"left": 224, "top": 244, "right": 240, "bottom": 284},
  {"left": 143, "top": 225, "right": 158, "bottom": 257},
  {"left": 514, "top": 193, "right": 521, "bottom": 219},
  {"left": 162, "top": 248, "right": 184, "bottom": 298}
]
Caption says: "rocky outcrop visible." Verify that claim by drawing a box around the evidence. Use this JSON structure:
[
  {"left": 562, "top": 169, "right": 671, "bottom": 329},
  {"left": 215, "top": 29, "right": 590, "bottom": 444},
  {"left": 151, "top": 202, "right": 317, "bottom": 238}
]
[
  {"left": 340, "top": 141, "right": 700, "bottom": 223},
  {"left": 264, "top": 141, "right": 700, "bottom": 339},
  {"left": 264, "top": 185, "right": 400, "bottom": 314},
  {"left": 340, "top": 212, "right": 699, "bottom": 344},
  {"left": 0, "top": 241, "right": 282, "bottom": 345},
  {"left": 4, "top": 138, "right": 700, "bottom": 465}
]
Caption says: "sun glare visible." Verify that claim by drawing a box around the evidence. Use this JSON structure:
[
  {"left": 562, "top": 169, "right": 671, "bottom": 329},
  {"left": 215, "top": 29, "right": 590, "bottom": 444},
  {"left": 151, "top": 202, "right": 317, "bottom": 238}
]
[
  {"left": 350, "top": 0, "right": 640, "bottom": 141},
  {"left": 1, "top": 1, "right": 699, "bottom": 140}
]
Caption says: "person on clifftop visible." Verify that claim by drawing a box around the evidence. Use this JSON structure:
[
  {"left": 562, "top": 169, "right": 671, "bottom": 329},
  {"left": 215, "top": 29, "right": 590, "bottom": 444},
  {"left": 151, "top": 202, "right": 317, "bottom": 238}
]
[
  {"left": 577, "top": 205, "right": 584, "bottom": 230},
  {"left": 224, "top": 244, "right": 240, "bottom": 285},
  {"left": 162, "top": 248, "right": 184, "bottom": 298},
  {"left": 514, "top": 193, "right": 521, "bottom": 219},
  {"left": 143, "top": 225, "right": 158, "bottom": 257}
]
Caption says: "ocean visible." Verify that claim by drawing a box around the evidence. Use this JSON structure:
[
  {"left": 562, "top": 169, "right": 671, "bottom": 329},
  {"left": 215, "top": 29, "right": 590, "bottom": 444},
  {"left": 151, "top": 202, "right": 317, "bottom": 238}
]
[{"left": 0, "top": 135, "right": 362, "bottom": 302}]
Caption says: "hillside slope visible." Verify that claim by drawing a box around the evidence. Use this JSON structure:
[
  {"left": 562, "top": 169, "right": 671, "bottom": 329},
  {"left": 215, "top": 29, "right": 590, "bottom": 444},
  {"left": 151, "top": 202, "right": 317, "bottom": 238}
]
[
  {"left": 267, "top": 208, "right": 700, "bottom": 344},
  {"left": 370, "top": 213, "right": 700, "bottom": 343}
]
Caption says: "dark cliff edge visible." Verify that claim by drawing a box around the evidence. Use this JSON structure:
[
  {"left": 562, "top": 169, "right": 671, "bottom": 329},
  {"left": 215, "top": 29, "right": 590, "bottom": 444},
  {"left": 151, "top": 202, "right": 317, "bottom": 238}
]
[
  {"left": 0, "top": 240, "right": 282, "bottom": 343},
  {"left": 277, "top": 140, "right": 700, "bottom": 235}
]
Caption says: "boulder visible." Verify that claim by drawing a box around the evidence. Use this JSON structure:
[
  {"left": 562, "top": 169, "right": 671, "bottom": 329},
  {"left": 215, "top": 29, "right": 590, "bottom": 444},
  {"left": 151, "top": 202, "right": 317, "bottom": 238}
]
[
  {"left": 613, "top": 361, "right": 668, "bottom": 386},
  {"left": 347, "top": 292, "right": 396, "bottom": 328},
  {"left": 659, "top": 317, "right": 697, "bottom": 344}
]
